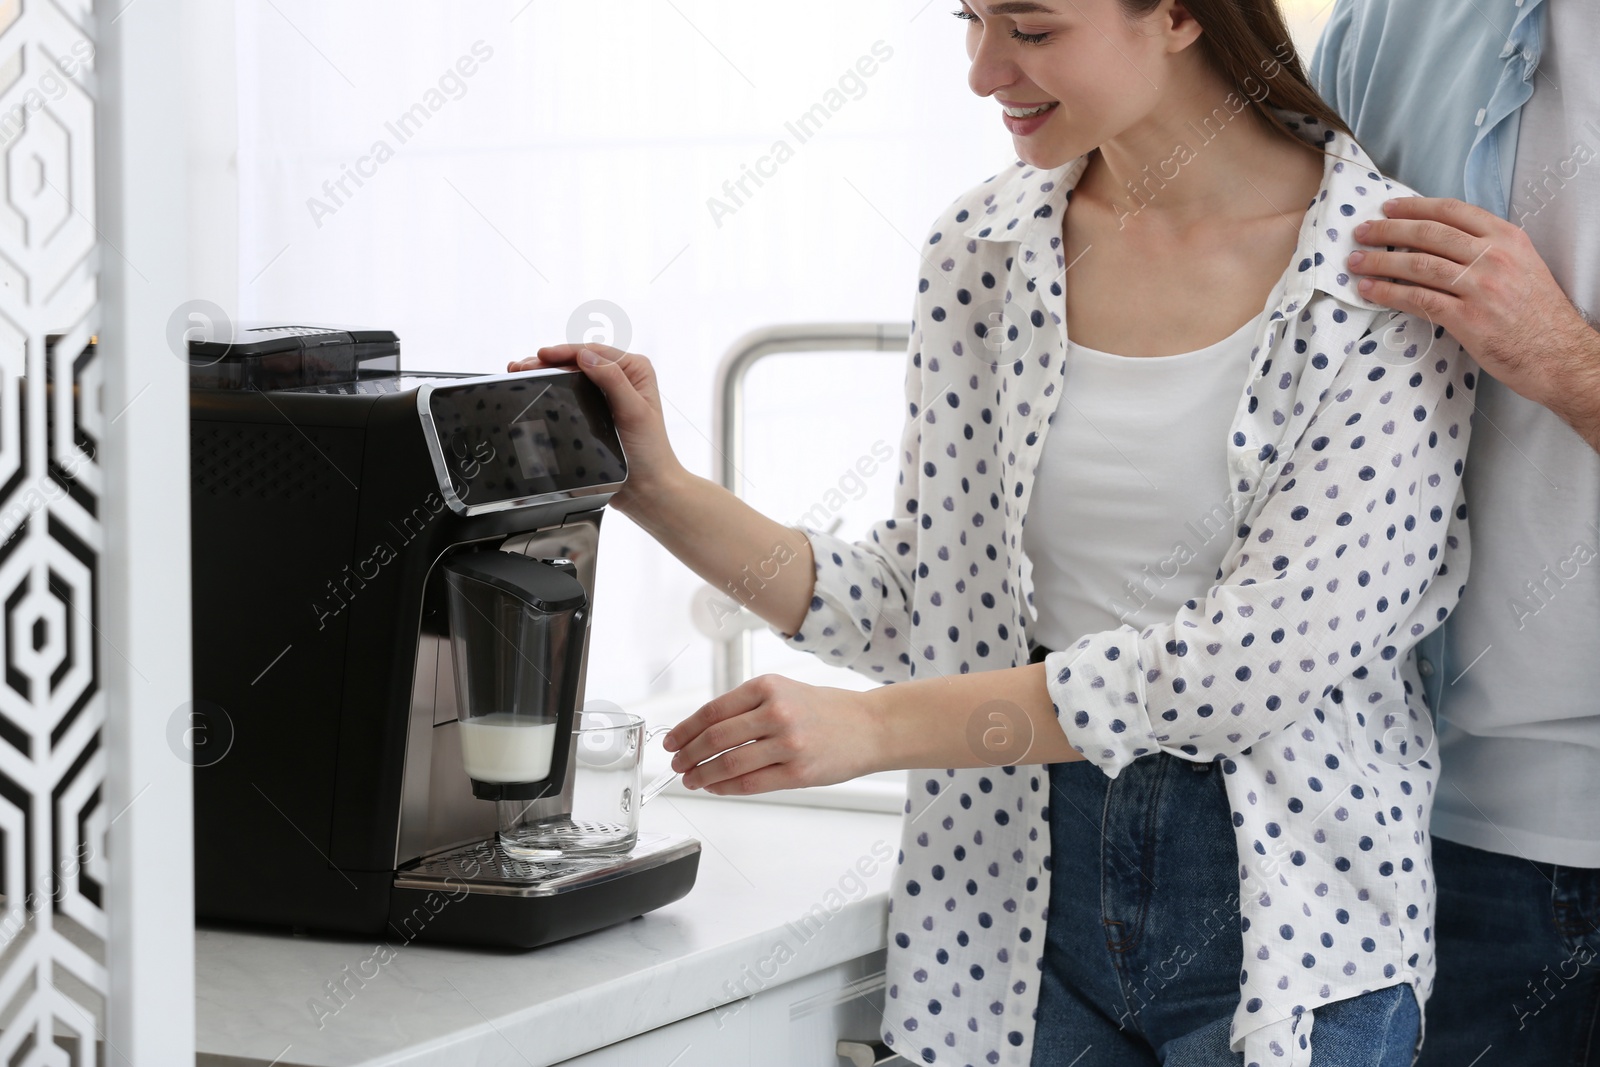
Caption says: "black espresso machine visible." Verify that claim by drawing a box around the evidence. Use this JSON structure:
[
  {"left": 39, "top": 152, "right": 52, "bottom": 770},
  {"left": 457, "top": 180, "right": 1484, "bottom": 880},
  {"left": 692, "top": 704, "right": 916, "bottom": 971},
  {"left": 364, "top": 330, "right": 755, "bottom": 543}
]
[{"left": 186, "top": 324, "right": 699, "bottom": 947}]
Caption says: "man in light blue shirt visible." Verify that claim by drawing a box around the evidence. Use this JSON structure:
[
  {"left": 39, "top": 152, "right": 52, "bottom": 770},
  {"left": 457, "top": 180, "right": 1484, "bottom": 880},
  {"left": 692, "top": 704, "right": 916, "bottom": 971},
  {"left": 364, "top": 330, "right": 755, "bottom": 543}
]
[{"left": 1313, "top": 1, "right": 1600, "bottom": 1063}]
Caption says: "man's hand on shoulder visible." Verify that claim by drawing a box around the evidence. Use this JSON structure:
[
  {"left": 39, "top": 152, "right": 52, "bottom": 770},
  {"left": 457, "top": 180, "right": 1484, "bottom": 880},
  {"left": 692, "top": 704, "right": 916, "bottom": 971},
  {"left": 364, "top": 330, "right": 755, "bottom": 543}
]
[{"left": 1346, "top": 196, "right": 1600, "bottom": 451}]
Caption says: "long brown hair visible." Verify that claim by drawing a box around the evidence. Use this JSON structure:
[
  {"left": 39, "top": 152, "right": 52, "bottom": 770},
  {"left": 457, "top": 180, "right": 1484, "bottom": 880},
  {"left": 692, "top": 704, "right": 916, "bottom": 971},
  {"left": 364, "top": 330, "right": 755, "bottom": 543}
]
[{"left": 1118, "top": 0, "right": 1355, "bottom": 149}]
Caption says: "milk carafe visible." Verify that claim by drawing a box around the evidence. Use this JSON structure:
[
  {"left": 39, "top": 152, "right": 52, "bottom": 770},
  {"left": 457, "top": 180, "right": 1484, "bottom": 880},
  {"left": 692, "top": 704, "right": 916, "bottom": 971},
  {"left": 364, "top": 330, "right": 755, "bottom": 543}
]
[{"left": 444, "top": 552, "right": 588, "bottom": 806}]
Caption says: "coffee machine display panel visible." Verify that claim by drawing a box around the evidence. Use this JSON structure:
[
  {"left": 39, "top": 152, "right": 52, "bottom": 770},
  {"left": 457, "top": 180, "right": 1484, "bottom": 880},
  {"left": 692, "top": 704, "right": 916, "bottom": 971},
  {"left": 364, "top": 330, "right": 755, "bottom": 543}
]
[{"left": 417, "top": 370, "right": 627, "bottom": 517}]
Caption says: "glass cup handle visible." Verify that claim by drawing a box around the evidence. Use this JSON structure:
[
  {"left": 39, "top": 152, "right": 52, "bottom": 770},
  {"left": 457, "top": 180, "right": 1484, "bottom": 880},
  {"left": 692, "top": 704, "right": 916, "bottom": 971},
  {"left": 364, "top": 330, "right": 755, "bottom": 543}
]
[{"left": 640, "top": 725, "right": 680, "bottom": 806}]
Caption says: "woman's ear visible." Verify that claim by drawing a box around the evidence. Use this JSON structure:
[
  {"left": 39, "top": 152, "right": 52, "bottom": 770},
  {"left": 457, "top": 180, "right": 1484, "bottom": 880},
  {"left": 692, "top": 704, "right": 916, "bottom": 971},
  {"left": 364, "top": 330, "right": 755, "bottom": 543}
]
[{"left": 1160, "top": 0, "right": 1207, "bottom": 53}]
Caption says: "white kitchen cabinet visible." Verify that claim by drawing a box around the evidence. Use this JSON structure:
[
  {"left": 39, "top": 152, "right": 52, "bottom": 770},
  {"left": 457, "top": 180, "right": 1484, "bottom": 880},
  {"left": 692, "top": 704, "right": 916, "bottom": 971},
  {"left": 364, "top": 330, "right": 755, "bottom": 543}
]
[{"left": 555, "top": 949, "right": 904, "bottom": 1067}]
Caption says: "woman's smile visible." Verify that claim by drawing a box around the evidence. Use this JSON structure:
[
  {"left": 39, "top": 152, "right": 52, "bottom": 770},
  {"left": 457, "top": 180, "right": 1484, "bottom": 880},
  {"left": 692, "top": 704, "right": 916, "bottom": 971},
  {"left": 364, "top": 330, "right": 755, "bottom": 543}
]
[{"left": 999, "top": 99, "right": 1060, "bottom": 134}]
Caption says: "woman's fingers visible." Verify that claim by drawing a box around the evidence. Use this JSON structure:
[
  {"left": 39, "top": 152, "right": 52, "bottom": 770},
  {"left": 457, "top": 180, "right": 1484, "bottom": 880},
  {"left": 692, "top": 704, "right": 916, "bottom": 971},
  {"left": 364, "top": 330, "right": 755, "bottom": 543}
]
[
  {"left": 537, "top": 343, "right": 629, "bottom": 365},
  {"left": 666, "top": 675, "right": 874, "bottom": 794},
  {"left": 684, "top": 737, "right": 793, "bottom": 793},
  {"left": 563, "top": 344, "right": 661, "bottom": 409},
  {"left": 695, "top": 742, "right": 799, "bottom": 795},
  {"left": 666, "top": 678, "right": 768, "bottom": 768},
  {"left": 506, "top": 343, "right": 628, "bottom": 374},
  {"left": 669, "top": 675, "right": 784, "bottom": 744},
  {"left": 666, "top": 677, "right": 817, "bottom": 792},
  {"left": 569, "top": 346, "right": 657, "bottom": 425},
  {"left": 508, "top": 345, "right": 659, "bottom": 423}
]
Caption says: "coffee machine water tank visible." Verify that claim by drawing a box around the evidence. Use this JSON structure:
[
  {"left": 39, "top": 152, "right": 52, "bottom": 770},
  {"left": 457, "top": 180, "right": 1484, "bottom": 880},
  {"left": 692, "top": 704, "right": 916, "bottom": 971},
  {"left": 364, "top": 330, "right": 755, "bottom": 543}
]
[{"left": 187, "top": 324, "right": 699, "bottom": 948}]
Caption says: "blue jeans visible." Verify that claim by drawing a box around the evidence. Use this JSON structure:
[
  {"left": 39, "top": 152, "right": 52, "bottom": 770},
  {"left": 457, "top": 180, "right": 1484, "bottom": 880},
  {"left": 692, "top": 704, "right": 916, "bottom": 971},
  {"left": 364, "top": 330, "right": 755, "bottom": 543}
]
[
  {"left": 1028, "top": 671, "right": 1420, "bottom": 1065},
  {"left": 1416, "top": 836, "right": 1600, "bottom": 1067}
]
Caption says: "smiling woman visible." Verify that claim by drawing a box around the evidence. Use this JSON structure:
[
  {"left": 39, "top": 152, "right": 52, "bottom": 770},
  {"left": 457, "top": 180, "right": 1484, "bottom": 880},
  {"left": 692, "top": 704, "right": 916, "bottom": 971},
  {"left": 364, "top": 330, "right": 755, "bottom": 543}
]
[{"left": 506, "top": 0, "right": 1476, "bottom": 1065}]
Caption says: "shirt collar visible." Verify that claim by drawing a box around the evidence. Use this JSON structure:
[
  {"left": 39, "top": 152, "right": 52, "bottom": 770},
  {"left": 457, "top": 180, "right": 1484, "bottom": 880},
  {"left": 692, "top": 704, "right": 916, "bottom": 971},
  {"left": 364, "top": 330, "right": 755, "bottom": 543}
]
[
  {"left": 958, "top": 112, "right": 1397, "bottom": 316},
  {"left": 1501, "top": 0, "right": 1545, "bottom": 59}
]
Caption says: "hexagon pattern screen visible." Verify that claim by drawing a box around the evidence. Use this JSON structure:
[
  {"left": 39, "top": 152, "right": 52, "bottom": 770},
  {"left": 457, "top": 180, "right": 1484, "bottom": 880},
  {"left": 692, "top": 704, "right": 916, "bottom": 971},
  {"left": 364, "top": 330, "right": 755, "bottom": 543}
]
[{"left": 0, "top": 0, "right": 107, "bottom": 1060}]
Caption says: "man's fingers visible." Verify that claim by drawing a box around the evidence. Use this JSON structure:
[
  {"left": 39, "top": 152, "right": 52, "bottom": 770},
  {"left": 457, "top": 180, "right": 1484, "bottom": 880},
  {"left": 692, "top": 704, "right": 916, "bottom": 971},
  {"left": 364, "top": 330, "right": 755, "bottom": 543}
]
[
  {"left": 1347, "top": 249, "right": 1474, "bottom": 293},
  {"left": 1379, "top": 196, "right": 1499, "bottom": 239},
  {"left": 1353, "top": 275, "right": 1461, "bottom": 323},
  {"left": 1354, "top": 218, "right": 1480, "bottom": 265}
]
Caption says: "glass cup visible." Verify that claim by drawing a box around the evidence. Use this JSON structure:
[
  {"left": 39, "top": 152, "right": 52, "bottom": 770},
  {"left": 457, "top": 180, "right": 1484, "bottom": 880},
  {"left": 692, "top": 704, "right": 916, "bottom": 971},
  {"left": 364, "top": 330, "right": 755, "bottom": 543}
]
[{"left": 497, "top": 706, "right": 679, "bottom": 859}]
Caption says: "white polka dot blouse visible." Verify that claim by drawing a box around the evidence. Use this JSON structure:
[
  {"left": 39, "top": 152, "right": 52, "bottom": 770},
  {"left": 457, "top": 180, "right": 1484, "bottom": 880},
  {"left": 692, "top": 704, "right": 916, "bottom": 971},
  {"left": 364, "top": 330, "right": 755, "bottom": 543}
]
[{"left": 774, "top": 116, "right": 1476, "bottom": 1066}]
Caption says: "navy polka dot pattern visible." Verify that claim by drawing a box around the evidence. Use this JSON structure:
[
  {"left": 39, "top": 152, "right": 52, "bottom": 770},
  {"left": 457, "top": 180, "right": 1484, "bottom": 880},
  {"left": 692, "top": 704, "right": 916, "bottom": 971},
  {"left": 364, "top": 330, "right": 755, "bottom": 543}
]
[{"left": 773, "top": 117, "right": 1475, "bottom": 1066}]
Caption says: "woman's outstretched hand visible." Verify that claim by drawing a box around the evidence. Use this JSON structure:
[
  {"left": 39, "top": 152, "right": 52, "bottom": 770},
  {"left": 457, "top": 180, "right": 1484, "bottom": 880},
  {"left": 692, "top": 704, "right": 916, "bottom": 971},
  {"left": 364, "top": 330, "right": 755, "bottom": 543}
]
[
  {"left": 663, "top": 674, "right": 885, "bottom": 795},
  {"left": 507, "top": 344, "right": 684, "bottom": 513}
]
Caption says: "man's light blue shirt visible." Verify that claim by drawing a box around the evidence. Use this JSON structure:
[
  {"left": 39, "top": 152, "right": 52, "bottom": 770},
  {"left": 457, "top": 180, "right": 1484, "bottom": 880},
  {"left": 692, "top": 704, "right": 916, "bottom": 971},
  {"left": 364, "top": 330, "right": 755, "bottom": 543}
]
[{"left": 1312, "top": 0, "right": 1545, "bottom": 224}]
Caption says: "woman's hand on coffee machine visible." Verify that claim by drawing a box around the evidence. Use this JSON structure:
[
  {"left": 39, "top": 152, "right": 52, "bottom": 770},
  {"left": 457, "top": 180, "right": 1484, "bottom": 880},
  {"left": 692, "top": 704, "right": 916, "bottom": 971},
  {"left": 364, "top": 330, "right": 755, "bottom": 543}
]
[
  {"left": 662, "top": 674, "right": 881, "bottom": 795},
  {"left": 507, "top": 344, "right": 686, "bottom": 514},
  {"left": 509, "top": 347, "right": 819, "bottom": 639}
]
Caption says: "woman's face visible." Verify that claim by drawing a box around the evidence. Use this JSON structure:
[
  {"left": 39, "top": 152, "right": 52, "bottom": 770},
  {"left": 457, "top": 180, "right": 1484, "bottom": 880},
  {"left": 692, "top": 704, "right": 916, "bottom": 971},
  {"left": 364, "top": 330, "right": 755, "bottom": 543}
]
[{"left": 960, "top": 0, "right": 1199, "bottom": 169}]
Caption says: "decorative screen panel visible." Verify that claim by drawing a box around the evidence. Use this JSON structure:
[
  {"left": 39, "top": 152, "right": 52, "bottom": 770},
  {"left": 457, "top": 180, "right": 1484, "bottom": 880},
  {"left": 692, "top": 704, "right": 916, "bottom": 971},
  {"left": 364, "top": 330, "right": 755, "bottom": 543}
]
[{"left": 0, "top": 0, "right": 105, "bottom": 1061}]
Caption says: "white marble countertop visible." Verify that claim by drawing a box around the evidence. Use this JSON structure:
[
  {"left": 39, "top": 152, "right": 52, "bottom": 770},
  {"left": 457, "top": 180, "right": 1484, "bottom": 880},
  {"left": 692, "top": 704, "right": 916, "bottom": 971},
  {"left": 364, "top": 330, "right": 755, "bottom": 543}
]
[{"left": 195, "top": 794, "right": 902, "bottom": 1067}]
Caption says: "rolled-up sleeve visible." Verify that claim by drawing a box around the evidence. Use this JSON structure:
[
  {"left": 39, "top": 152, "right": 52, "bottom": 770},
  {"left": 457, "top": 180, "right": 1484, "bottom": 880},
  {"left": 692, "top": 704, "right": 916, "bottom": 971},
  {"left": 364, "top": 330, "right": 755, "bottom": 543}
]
[
  {"left": 1045, "top": 314, "right": 1476, "bottom": 775},
  {"left": 769, "top": 313, "right": 925, "bottom": 685}
]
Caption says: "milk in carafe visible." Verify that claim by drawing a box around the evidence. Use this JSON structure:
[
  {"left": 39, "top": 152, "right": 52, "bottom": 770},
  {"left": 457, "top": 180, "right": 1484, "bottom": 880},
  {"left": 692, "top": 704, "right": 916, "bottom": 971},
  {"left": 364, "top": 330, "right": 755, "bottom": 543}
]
[{"left": 459, "top": 714, "right": 558, "bottom": 783}]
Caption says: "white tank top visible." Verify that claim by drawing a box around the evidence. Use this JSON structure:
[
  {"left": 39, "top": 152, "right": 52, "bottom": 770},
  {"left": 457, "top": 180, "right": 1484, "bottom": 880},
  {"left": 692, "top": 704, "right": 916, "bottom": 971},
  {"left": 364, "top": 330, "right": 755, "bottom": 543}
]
[{"left": 1021, "top": 302, "right": 1273, "bottom": 651}]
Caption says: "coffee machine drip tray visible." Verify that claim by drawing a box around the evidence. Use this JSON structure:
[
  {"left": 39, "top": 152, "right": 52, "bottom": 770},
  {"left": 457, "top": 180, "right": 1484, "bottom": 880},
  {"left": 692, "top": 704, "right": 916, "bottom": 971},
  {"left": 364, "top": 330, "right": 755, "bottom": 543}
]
[
  {"left": 399, "top": 832, "right": 698, "bottom": 897},
  {"left": 389, "top": 833, "right": 701, "bottom": 948}
]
